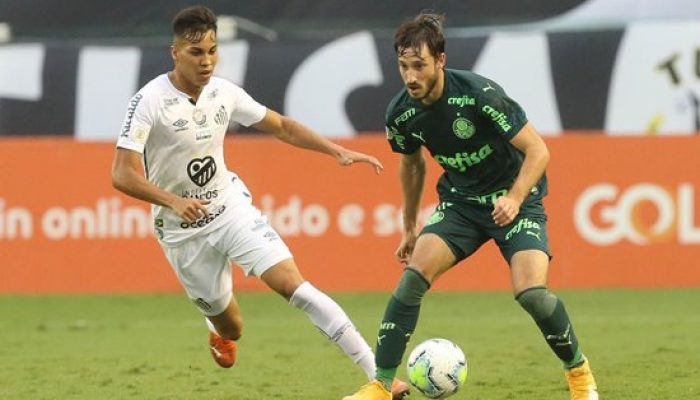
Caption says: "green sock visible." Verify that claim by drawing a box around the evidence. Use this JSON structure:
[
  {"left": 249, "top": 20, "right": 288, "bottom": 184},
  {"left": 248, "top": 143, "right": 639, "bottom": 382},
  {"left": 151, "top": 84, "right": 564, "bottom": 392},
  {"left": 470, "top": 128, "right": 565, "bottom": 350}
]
[
  {"left": 376, "top": 367, "right": 397, "bottom": 390},
  {"left": 516, "top": 287, "right": 583, "bottom": 367},
  {"left": 375, "top": 296, "right": 419, "bottom": 388},
  {"left": 375, "top": 268, "right": 430, "bottom": 389}
]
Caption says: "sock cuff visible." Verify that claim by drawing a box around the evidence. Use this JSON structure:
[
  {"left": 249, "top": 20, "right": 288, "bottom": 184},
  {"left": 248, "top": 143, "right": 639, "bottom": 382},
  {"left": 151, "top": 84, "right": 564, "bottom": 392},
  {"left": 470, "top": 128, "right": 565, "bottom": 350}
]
[
  {"left": 514, "top": 285, "right": 548, "bottom": 300},
  {"left": 393, "top": 268, "right": 430, "bottom": 307},
  {"left": 205, "top": 317, "right": 219, "bottom": 335},
  {"left": 404, "top": 266, "right": 431, "bottom": 288},
  {"left": 289, "top": 281, "right": 314, "bottom": 307}
]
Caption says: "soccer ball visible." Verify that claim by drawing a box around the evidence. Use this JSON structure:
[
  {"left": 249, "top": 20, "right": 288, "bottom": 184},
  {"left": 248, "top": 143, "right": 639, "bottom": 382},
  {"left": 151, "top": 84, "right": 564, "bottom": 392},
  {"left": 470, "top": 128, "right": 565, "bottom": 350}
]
[{"left": 406, "top": 338, "right": 468, "bottom": 399}]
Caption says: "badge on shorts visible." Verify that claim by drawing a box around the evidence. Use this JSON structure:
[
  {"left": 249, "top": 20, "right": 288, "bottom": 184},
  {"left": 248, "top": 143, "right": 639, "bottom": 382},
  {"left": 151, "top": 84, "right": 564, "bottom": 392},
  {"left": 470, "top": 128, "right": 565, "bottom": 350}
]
[
  {"left": 425, "top": 211, "right": 445, "bottom": 226},
  {"left": 193, "top": 298, "right": 212, "bottom": 312}
]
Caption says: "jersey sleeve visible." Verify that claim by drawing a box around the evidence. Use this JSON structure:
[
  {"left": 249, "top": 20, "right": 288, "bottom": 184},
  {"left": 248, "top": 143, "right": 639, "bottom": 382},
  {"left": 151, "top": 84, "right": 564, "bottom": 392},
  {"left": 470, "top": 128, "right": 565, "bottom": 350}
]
[
  {"left": 477, "top": 86, "right": 528, "bottom": 141},
  {"left": 385, "top": 104, "right": 421, "bottom": 154},
  {"left": 229, "top": 84, "right": 267, "bottom": 127},
  {"left": 116, "top": 91, "right": 156, "bottom": 153}
]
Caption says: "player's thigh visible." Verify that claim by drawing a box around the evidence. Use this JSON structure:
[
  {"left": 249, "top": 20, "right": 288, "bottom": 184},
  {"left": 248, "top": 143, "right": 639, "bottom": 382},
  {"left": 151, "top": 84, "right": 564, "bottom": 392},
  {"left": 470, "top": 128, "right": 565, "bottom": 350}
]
[
  {"left": 509, "top": 249, "right": 550, "bottom": 294},
  {"left": 488, "top": 200, "right": 552, "bottom": 293},
  {"left": 161, "top": 236, "right": 233, "bottom": 316},
  {"left": 213, "top": 203, "right": 294, "bottom": 280},
  {"left": 409, "top": 234, "right": 456, "bottom": 282},
  {"left": 418, "top": 202, "right": 488, "bottom": 282},
  {"left": 490, "top": 200, "right": 551, "bottom": 264}
]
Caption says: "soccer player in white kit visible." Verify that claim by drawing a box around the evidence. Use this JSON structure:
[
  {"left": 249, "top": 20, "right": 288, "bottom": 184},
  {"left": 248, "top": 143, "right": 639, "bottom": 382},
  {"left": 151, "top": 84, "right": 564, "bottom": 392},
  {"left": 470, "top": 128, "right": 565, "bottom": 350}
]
[{"left": 111, "top": 5, "right": 409, "bottom": 398}]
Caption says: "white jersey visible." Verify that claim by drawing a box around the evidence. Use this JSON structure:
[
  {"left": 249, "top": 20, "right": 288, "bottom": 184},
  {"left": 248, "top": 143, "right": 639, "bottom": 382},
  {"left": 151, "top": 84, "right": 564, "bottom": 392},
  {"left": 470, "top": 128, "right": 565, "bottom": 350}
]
[{"left": 116, "top": 74, "right": 266, "bottom": 245}]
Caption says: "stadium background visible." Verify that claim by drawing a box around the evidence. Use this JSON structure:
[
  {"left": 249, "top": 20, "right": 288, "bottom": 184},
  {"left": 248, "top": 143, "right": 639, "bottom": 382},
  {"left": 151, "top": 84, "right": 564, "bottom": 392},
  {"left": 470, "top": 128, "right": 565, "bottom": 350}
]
[{"left": 1, "top": 0, "right": 699, "bottom": 293}]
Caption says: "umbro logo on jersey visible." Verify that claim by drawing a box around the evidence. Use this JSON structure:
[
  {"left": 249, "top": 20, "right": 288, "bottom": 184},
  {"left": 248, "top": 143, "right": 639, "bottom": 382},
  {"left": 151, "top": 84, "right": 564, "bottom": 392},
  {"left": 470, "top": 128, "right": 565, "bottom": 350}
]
[
  {"left": 264, "top": 231, "right": 280, "bottom": 241},
  {"left": 187, "top": 156, "right": 217, "bottom": 187},
  {"left": 173, "top": 119, "right": 189, "bottom": 132}
]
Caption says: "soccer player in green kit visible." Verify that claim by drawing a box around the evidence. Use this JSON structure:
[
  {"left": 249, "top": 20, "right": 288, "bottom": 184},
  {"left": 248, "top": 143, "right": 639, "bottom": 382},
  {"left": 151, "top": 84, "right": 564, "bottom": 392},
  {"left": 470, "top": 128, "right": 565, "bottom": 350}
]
[{"left": 343, "top": 12, "right": 598, "bottom": 400}]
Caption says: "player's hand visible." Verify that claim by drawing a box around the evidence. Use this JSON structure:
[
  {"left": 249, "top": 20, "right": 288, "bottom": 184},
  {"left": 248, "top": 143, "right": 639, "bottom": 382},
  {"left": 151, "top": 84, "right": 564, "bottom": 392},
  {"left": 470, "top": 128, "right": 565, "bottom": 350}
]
[
  {"left": 396, "top": 229, "right": 418, "bottom": 264},
  {"left": 491, "top": 195, "right": 521, "bottom": 227},
  {"left": 171, "top": 197, "right": 211, "bottom": 223},
  {"left": 336, "top": 148, "right": 384, "bottom": 174}
]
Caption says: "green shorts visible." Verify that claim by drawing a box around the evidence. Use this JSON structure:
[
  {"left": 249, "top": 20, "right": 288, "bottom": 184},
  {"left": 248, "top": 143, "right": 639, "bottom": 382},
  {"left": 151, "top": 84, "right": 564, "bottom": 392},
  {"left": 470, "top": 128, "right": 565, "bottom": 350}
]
[{"left": 420, "top": 194, "right": 551, "bottom": 264}]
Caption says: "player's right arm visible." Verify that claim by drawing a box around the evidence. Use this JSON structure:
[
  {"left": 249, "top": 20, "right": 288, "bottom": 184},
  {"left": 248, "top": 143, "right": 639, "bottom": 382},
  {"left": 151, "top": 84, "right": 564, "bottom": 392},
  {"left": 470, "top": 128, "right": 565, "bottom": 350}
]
[
  {"left": 113, "top": 89, "right": 209, "bottom": 224},
  {"left": 396, "top": 149, "right": 426, "bottom": 263},
  {"left": 385, "top": 94, "right": 424, "bottom": 263},
  {"left": 111, "top": 148, "right": 209, "bottom": 224}
]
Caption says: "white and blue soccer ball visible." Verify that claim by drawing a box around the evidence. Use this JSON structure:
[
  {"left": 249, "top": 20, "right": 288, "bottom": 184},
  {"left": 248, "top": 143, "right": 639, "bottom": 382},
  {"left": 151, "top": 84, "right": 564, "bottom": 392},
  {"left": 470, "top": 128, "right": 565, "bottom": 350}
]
[{"left": 406, "top": 338, "right": 468, "bottom": 399}]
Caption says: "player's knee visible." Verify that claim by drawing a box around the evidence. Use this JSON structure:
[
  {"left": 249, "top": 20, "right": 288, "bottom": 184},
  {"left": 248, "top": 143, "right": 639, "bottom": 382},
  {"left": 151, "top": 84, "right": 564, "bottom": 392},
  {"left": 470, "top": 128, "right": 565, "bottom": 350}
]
[
  {"left": 276, "top": 279, "right": 304, "bottom": 300},
  {"left": 262, "top": 261, "right": 305, "bottom": 300},
  {"left": 407, "top": 263, "right": 434, "bottom": 282},
  {"left": 393, "top": 267, "right": 431, "bottom": 306},
  {"left": 515, "top": 286, "right": 558, "bottom": 321}
]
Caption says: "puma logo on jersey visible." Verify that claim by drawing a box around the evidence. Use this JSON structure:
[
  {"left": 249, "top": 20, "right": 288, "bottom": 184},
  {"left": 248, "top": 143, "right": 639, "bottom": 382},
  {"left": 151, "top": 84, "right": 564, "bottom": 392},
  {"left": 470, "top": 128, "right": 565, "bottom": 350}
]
[{"left": 411, "top": 131, "right": 426, "bottom": 143}]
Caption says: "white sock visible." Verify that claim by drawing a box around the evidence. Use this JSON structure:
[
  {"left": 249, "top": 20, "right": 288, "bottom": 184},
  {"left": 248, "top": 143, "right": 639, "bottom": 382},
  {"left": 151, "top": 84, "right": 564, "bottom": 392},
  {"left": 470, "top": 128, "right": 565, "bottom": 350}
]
[
  {"left": 290, "top": 281, "right": 376, "bottom": 380},
  {"left": 205, "top": 317, "right": 219, "bottom": 335}
]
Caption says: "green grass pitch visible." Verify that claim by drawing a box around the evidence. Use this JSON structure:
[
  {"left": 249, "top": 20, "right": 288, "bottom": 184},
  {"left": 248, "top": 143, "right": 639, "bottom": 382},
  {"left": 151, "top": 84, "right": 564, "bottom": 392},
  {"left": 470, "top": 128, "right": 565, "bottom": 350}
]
[{"left": 1, "top": 289, "right": 698, "bottom": 399}]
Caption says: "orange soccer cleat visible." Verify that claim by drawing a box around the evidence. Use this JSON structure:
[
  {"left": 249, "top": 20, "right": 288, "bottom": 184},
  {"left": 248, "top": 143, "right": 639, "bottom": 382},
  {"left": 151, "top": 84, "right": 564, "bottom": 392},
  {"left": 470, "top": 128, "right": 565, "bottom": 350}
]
[{"left": 208, "top": 331, "right": 237, "bottom": 368}]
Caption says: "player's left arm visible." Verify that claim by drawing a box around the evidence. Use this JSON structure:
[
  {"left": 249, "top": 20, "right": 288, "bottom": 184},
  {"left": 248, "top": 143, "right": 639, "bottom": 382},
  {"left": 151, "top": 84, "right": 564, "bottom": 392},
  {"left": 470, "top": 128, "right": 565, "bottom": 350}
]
[
  {"left": 252, "top": 108, "right": 383, "bottom": 174},
  {"left": 492, "top": 122, "right": 550, "bottom": 226}
]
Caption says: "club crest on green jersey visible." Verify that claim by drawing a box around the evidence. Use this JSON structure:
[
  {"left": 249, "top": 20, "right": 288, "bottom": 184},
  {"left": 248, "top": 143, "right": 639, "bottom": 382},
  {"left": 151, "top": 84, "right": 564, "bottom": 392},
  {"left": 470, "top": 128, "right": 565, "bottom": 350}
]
[{"left": 452, "top": 117, "right": 476, "bottom": 139}]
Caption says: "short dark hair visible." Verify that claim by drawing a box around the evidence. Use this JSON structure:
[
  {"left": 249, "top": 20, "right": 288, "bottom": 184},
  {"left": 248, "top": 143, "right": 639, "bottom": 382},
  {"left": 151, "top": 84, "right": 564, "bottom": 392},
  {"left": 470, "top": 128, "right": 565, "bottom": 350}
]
[
  {"left": 172, "top": 5, "right": 217, "bottom": 42},
  {"left": 394, "top": 12, "right": 445, "bottom": 58}
]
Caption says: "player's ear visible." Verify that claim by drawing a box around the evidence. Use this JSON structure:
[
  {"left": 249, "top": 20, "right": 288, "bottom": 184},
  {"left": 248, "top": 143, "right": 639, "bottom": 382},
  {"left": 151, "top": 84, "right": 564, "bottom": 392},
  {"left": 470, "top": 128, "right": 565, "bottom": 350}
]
[
  {"left": 437, "top": 52, "right": 446, "bottom": 69},
  {"left": 171, "top": 44, "right": 178, "bottom": 63}
]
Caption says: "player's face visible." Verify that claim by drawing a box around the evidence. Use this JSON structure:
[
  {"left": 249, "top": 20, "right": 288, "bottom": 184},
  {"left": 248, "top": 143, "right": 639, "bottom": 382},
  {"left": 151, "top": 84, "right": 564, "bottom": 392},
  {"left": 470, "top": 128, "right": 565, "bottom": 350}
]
[
  {"left": 397, "top": 44, "right": 445, "bottom": 103},
  {"left": 171, "top": 29, "right": 219, "bottom": 91}
]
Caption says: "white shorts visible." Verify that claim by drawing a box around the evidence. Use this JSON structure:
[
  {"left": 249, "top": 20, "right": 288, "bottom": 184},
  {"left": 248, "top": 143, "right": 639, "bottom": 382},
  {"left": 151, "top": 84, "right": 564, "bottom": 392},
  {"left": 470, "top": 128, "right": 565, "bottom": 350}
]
[{"left": 162, "top": 202, "right": 292, "bottom": 316}]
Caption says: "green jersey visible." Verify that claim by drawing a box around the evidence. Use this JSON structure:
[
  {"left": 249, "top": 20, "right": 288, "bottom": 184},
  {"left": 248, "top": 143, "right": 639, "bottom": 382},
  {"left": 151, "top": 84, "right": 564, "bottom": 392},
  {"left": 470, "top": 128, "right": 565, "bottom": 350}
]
[{"left": 385, "top": 69, "right": 547, "bottom": 204}]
